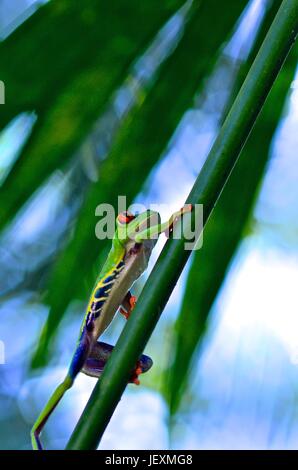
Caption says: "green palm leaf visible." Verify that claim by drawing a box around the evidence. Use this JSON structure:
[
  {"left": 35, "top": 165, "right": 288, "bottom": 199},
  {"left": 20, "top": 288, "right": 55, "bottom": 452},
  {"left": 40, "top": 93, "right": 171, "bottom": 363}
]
[
  {"left": 166, "top": 39, "right": 298, "bottom": 416},
  {"left": 0, "top": 0, "right": 184, "bottom": 231}
]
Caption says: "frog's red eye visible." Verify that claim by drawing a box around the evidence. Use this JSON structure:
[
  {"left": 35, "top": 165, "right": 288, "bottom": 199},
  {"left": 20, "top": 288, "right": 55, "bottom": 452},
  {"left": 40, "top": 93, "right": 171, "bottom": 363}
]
[{"left": 118, "top": 211, "right": 135, "bottom": 224}]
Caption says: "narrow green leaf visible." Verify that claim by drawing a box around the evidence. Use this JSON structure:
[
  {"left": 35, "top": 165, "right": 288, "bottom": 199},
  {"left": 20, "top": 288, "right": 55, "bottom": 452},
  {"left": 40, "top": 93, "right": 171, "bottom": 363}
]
[
  {"left": 166, "top": 43, "right": 298, "bottom": 415},
  {"left": 32, "top": 0, "right": 250, "bottom": 368},
  {"left": 0, "top": 0, "right": 184, "bottom": 231}
]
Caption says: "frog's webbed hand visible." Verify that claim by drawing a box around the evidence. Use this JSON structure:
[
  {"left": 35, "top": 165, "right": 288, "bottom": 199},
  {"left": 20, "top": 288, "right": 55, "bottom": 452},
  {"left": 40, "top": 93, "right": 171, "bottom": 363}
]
[
  {"left": 135, "top": 204, "right": 192, "bottom": 243},
  {"left": 82, "top": 341, "right": 153, "bottom": 385}
]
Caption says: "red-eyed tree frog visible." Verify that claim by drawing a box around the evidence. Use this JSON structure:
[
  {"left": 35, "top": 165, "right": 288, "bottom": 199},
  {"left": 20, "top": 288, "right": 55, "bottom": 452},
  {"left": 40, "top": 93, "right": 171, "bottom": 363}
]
[{"left": 31, "top": 205, "right": 192, "bottom": 450}]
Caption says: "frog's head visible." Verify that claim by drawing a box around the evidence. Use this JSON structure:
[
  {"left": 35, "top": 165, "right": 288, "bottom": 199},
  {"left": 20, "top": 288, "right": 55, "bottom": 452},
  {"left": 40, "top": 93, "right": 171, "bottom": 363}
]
[{"left": 116, "top": 209, "right": 160, "bottom": 246}]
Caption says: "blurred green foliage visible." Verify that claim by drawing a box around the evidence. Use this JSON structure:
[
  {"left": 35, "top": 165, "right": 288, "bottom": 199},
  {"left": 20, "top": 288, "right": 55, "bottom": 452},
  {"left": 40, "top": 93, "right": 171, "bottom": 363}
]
[{"left": 0, "top": 0, "right": 184, "bottom": 231}]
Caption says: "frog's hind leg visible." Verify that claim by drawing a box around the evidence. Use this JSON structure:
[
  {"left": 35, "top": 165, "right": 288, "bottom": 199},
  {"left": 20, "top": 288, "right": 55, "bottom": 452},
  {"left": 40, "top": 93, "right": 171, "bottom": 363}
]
[
  {"left": 31, "top": 330, "right": 91, "bottom": 450},
  {"left": 31, "top": 375, "right": 73, "bottom": 450},
  {"left": 82, "top": 341, "right": 112, "bottom": 378},
  {"left": 119, "top": 291, "right": 136, "bottom": 319},
  {"left": 82, "top": 341, "right": 153, "bottom": 384}
]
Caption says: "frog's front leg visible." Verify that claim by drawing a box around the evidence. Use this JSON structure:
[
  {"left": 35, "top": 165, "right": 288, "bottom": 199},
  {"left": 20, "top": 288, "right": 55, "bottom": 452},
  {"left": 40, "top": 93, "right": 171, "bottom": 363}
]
[
  {"left": 82, "top": 341, "right": 152, "bottom": 385},
  {"left": 119, "top": 291, "right": 136, "bottom": 319}
]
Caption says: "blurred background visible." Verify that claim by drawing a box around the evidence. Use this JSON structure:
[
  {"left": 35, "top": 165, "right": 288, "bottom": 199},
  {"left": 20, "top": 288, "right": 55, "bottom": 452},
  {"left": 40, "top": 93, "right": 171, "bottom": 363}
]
[{"left": 0, "top": 0, "right": 298, "bottom": 450}]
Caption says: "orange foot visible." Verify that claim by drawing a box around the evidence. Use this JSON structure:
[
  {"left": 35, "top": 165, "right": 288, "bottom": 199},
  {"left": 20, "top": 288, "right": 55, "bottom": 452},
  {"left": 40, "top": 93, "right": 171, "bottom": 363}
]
[
  {"left": 129, "top": 361, "right": 143, "bottom": 385},
  {"left": 120, "top": 295, "right": 137, "bottom": 319}
]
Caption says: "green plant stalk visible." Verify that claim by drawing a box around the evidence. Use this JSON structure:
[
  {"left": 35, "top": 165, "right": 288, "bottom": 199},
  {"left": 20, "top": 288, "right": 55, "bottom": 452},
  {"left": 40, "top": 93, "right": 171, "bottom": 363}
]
[
  {"left": 167, "top": 43, "right": 298, "bottom": 415},
  {"left": 165, "top": 0, "right": 291, "bottom": 414},
  {"left": 67, "top": 0, "right": 298, "bottom": 449}
]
